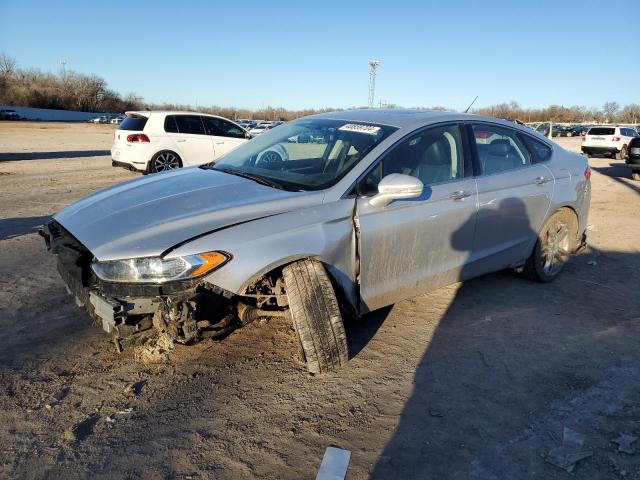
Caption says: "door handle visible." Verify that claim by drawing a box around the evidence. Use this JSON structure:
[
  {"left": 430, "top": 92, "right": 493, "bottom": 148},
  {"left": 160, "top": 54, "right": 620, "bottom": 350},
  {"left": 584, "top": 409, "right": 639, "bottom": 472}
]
[
  {"left": 176, "top": 139, "right": 186, "bottom": 143},
  {"left": 534, "top": 176, "right": 549, "bottom": 185},
  {"left": 215, "top": 141, "right": 225, "bottom": 145},
  {"left": 450, "top": 190, "right": 472, "bottom": 200}
]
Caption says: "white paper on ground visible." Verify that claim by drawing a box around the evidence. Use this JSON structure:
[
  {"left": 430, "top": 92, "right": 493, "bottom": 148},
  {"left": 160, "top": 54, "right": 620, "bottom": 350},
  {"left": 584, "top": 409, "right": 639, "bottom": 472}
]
[{"left": 316, "top": 446, "right": 351, "bottom": 480}]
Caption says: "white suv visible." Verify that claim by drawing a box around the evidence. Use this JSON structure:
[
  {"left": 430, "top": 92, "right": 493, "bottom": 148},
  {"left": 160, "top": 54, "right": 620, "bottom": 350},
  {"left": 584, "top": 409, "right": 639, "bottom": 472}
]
[
  {"left": 111, "top": 111, "right": 250, "bottom": 173},
  {"left": 581, "top": 125, "right": 639, "bottom": 159}
]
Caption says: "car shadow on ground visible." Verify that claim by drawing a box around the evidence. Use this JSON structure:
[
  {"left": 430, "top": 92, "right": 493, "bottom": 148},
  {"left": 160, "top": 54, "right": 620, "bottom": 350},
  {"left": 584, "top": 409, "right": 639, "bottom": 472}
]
[
  {"left": 0, "top": 216, "right": 51, "bottom": 241},
  {"left": 344, "top": 306, "right": 392, "bottom": 359},
  {"left": 370, "top": 199, "right": 640, "bottom": 479},
  {"left": 591, "top": 162, "right": 640, "bottom": 195},
  {"left": 370, "top": 251, "right": 640, "bottom": 479},
  {"left": 0, "top": 150, "right": 110, "bottom": 161}
]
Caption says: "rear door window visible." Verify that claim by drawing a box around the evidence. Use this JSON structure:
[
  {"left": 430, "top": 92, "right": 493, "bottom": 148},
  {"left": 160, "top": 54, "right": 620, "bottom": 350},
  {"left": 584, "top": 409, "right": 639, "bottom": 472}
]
[
  {"left": 471, "top": 124, "right": 531, "bottom": 175},
  {"left": 173, "top": 115, "right": 206, "bottom": 135},
  {"left": 201, "top": 117, "right": 246, "bottom": 139},
  {"left": 588, "top": 127, "right": 615, "bottom": 136},
  {"left": 521, "top": 135, "right": 552, "bottom": 163},
  {"left": 118, "top": 116, "right": 148, "bottom": 131},
  {"left": 164, "top": 115, "right": 179, "bottom": 133}
]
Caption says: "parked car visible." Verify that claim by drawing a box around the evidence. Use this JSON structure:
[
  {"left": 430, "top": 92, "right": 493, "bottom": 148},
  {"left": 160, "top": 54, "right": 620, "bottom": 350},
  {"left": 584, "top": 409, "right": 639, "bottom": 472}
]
[
  {"left": 551, "top": 125, "right": 572, "bottom": 137},
  {"left": 0, "top": 108, "right": 21, "bottom": 120},
  {"left": 109, "top": 115, "right": 125, "bottom": 125},
  {"left": 248, "top": 124, "right": 269, "bottom": 136},
  {"left": 581, "top": 125, "right": 639, "bottom": 159},
  {"left": 236, "top": 121, "right": 253, "bottom": 130},
  {"left": 88, "top": 116, "right": 109, "bottom": 124},
  {"left": 110, "top": 111, "right": 251, "bottom": 173},
  {"left": 626, "top": 136, "right": 640, "bottom": 180},
  {"left": 566, "top": 125, "right": 589, "bottom": 137},
  {"left": 41, "top": 110, "right": 591, "bottom": 373}
]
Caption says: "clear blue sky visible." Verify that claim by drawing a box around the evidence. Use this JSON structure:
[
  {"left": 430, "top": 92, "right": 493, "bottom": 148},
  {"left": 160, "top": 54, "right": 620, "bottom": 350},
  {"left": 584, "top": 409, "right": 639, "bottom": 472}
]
[{"left": 1, "top": 0, "right": 637, "bottom": 111}]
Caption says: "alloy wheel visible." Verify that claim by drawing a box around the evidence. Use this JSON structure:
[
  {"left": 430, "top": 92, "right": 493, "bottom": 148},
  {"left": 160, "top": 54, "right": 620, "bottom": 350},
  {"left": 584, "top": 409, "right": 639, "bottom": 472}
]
[{"left": 153, "top": 152, "right": 180, "bottom": 171}]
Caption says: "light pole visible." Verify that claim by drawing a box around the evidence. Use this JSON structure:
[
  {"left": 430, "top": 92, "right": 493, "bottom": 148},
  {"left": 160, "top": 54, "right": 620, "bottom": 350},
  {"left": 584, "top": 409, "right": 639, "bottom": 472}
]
[{"left": 368, "top": 60, "right": 379, "bottom": 109}]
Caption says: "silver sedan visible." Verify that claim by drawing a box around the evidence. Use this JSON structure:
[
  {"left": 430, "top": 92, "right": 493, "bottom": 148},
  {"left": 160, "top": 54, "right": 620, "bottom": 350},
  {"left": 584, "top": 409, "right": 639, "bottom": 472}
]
[{"left": 41, "top": 109, "right": 591, "bottom": 373}]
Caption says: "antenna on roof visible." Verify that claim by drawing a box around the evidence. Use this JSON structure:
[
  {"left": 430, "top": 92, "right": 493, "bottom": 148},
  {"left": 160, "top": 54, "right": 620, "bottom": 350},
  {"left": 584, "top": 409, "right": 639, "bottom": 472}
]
[{"left": 464, "top": 96, "right": 479, "bottom": 113}]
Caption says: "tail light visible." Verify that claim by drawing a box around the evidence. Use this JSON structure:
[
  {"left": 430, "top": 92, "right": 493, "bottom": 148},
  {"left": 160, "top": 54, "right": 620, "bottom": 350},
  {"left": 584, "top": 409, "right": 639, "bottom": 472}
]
[
  {"left": 612, "top": 136, "right": 620, "bottom": 142},
  {"left": 584, "top": 166, "right": 592, "bottom": 180},
  {"left": 127, "top": 133, "right": 150, "bottom": 143}
]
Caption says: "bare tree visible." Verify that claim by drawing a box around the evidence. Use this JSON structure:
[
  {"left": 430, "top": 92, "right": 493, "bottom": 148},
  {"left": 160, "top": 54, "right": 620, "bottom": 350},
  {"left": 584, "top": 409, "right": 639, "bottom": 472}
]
[
  {"left": 0, "top": 52, "right": 17, "bottom": 77},
  {"left": 620, "top": 104, "right": 640, "bottom": 124},
  {"left": 602, "top": 102, "right": 620, "bottom": 122}
]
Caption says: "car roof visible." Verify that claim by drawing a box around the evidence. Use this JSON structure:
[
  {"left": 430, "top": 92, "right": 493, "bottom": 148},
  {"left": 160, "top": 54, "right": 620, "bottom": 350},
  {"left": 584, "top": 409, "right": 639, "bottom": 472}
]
[
  {"left": 125, "top": 110, "right": 237, "bottom": 120},
  {"left": 308, "top": 108, "right": 514, "bottom": 130}
]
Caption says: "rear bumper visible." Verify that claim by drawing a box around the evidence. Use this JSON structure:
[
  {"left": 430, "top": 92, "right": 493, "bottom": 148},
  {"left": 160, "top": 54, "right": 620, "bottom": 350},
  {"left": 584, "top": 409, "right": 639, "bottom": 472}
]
[
  {"left": 581, "top": 146, "right": 618, "bottom": 154},
  {"left": 576, "top": 231, "right": 588, "bottom": 253},
  {"left": 111, "top": 146, "right": 149, "bottom": 172},
  {"left": 112, "top": 159, "right": 144, "bottom": 172}
]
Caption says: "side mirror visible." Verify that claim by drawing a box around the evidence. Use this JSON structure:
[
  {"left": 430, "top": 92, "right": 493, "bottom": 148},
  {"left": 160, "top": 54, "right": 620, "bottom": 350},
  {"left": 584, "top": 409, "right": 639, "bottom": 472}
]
[
  {"left": 245, "top": 131, "right": 253, "bottom": 139},
  {"left": 369, "top": 173, "right": 423, "bottom": 207}
]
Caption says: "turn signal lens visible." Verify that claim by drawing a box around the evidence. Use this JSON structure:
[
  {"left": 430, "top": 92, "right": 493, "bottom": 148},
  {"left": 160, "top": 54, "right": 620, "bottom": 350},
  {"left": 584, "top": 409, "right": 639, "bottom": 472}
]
[
  {"left": 584, "top": 166, "right": 592, "bottom": 180},
  {"left": 189, "top": 252, "right": 228, "bottom": 277}
]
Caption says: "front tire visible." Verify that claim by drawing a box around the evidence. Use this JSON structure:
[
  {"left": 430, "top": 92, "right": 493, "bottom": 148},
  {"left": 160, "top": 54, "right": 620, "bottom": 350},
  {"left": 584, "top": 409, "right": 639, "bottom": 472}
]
[
  {"left": 523, "top": 209, "right": 578, "bottom": 283},
  {"left": 149, "top": 151, "right": 182, "bottom": 173},
  {"left": 282, "top": 259, "right": 349, "bottom": 374},
  {"left": 631, "top": 171, "right": 640, "bottom": 181}
]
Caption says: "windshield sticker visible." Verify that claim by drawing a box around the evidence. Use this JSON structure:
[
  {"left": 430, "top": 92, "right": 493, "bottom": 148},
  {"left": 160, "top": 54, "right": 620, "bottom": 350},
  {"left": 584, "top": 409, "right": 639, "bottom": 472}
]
[{"left": 339, "top": 124, "right": 381, "bottom": 135}]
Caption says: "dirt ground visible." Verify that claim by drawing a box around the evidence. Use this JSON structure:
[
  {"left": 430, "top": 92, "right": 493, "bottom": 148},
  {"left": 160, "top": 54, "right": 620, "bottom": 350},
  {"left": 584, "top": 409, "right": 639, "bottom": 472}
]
[{"left": 1, "top": 122, "right": 639, "bottom": 480}]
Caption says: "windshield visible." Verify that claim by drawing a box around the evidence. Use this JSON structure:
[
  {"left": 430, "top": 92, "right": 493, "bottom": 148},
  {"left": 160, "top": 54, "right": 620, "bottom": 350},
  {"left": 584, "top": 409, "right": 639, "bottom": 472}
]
[{"left": 205, "top": 118, "right": 397, "bottom": 191}]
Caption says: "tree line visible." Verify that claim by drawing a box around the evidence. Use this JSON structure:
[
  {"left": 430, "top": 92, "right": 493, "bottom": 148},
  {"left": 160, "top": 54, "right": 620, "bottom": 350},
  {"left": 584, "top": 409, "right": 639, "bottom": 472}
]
[
  {"left": 1, "top": 53, "right": 638, "bottom": 123},
  {"left": 471, "top": 101, "right": 640, "bottom": 124}
]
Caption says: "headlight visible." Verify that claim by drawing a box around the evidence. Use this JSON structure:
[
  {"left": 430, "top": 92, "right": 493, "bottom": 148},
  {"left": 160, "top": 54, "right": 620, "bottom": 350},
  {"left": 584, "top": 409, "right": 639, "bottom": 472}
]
[{"left": 91, "top": 251, "right": 230, "bottom": 283}]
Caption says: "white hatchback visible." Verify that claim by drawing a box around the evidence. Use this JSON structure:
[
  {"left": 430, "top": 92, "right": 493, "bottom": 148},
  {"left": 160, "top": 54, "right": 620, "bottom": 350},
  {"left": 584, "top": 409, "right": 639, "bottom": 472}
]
[{"left": 111, "top": 111, "right": 250, "bottom": 173}]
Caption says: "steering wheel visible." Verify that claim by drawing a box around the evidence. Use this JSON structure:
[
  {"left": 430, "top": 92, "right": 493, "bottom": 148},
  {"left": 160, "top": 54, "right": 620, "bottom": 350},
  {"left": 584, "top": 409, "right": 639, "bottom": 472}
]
[{"left": 256, "top": 150, "right": 284, "bottom": 170}]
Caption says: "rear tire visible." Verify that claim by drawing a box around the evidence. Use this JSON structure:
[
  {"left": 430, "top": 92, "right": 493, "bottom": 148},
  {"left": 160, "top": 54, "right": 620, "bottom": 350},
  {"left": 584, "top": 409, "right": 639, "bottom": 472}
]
[
  {"left": 282, "top": 259, "right": 349, "bottom": 374},
  {"left": 149, "top": 151, "right": 182, "bottom": 173},
  {"left": 631, "top": 171, "right": 640, "bottom": 181},
  {"left": 617, "top": 146, "right": 627, "bottom": 161},
  {"left": 522, "top": 209, "right": 578, "bottom": 283}
]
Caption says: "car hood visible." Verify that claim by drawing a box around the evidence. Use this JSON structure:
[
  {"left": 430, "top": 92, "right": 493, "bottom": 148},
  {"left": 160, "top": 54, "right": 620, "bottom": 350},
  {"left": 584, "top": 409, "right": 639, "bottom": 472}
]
[{"left": 55, "top": 167, "right": 324, "bottom": 261}]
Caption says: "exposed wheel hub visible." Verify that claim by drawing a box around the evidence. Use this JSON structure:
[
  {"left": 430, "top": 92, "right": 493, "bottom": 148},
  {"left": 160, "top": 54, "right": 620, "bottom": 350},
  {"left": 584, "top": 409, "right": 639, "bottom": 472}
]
[{"left": 542, "top": 222, "right": 570, "bottom": 275}]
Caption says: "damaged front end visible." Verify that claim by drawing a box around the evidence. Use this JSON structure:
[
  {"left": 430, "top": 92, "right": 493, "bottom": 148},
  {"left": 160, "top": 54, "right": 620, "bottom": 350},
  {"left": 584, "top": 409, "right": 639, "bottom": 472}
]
[{"left": 40, "top": 220, "right": 284, "bottom": 352}]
